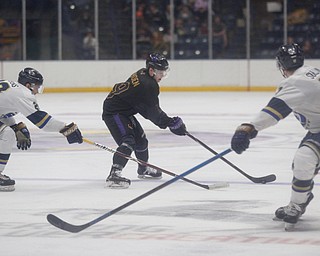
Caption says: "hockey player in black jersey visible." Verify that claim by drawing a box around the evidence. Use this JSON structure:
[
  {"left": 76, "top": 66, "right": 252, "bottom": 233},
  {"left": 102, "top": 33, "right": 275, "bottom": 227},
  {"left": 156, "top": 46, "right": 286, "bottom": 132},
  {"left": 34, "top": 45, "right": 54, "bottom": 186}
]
[{"left": 102, "top": 52, "right": 187, "bottom": 188}]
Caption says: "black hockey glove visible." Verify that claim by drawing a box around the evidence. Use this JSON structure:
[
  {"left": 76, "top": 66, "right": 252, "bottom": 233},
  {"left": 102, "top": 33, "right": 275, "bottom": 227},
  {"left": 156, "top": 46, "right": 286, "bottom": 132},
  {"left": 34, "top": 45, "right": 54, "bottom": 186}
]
[
  {"left": 60, "top": 122, "right": 83, "bottom": 144},
  {"left": 169, "top": 117, "right": 187, "bottom": 136},
  {"left": 10, "top": 122, "right": 31, "bottom": 150},
  {"left": 231, "top": 123, "right": 258, "bottom": 154}
]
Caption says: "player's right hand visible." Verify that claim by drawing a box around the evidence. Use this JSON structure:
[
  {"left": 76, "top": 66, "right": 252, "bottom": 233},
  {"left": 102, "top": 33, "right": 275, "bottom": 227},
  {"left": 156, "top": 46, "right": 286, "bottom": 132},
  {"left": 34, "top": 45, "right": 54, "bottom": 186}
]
[
  {"left": 169, "top": 116, "right": 187, "bottom": 136},
  {"left": 231, "top": 123, "right": 257, "bottom": 154},
  {"left": 60, "top": 122, "right": 83, "bottom": 144}
]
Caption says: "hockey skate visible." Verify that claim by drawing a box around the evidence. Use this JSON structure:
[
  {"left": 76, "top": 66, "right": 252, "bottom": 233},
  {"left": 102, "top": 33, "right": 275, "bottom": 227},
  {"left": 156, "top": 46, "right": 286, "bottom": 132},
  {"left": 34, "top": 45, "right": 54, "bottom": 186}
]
[
  {"left": 137, "top": 166, "right": 162, "bottom": 179},
  {"left": 0, "top": 174, "right": 15, "bottom": 192},
  {"left": 106, "top": 165, "right": 131, "bottom": 189},
  {"left": 273, "top": 193, "right": 314, "bottom": 231}
]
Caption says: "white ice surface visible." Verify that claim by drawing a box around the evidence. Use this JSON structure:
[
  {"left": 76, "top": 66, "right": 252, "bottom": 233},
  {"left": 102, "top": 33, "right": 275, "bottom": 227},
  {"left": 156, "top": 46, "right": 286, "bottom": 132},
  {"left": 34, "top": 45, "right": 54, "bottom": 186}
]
[{"left": 1, "top": 92, "right": 320, "bottom": 255}]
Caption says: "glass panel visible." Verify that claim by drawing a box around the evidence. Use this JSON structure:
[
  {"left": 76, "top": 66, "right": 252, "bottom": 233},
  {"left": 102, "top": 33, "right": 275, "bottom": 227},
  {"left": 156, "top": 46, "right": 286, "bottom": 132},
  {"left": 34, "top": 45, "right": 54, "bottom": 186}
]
[
  {"left": 0, "top": 0, "right": 22, "bottom": 60},
  {"left": 62, "top": 0, "right": 95, "bottom": 60},
  {"left": 174, "top": 0, "right": 209, "bottom": 59},
  {"left": 26, "top": 0, "right": 58, "bottom": 60},
  {"left": 98, "top": 0, "right": 132, "bottom": 59}
]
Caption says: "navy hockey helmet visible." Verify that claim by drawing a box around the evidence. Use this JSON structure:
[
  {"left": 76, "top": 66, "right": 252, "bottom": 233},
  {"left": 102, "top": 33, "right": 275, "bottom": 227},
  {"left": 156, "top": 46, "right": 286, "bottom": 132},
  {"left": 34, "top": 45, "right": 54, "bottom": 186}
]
[
  {"left": 18, "top": 67, "right": 43, "bottom": 86},
  {"left": 276, "top": 43, "right": 304, "bottom": 71},
  {"left": 146, "top": 52, "right": 169, "bottom": 71}
]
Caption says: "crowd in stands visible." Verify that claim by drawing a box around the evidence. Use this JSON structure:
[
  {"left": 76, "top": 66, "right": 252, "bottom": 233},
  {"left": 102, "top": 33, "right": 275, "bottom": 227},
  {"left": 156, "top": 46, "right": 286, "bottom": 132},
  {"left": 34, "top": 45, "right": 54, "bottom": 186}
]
[
  {"left": 135, "top": 0, "right": 320, "bottom": 59},
  {"left": 1, "top": 0, "right": 320, "bottom": 60},
  {"left": 136, "top": 0, "right": 213, "bottom": 59}
]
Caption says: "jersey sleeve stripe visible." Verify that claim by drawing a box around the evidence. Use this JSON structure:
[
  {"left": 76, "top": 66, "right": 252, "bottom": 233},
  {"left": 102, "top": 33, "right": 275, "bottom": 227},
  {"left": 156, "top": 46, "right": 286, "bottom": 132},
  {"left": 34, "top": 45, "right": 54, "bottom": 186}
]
[
  {"left": 36, "top": 113, "right": 52, "bottom": 128},
  {"left": 262, "top": 107, "right": 283, "bottom": 121},
  {"left": 27, "top": 111, "right": 52, "bottom": 129},
  {"left": 0, "top": 153, "right": 10, "bottom": 165},
  {"left": 261, "top": 97, "right": 292, "bottom": 121}
]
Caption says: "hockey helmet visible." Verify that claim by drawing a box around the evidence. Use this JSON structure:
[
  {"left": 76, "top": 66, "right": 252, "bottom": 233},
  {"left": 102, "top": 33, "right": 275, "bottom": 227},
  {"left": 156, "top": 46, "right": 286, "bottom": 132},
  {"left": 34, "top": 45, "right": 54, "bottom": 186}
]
[
  {"left": 18, "top": 67, "right": 43, "bottom": 86},
  {"left": 276, "top": 43, "right": 304, "bottom": 71},
  {"left": 146, "top": 52, "right": 169, "bottom": 71}
]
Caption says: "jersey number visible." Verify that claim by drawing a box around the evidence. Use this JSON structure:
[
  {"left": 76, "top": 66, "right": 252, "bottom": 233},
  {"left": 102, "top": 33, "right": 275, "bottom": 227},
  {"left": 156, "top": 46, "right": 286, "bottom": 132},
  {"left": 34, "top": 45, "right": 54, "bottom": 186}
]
[
  {"left": 107, "top": 82, "right": 130, "bottom": 99},
  {"left": 0, "top": 81, "right": 10, "bottom": 92}
]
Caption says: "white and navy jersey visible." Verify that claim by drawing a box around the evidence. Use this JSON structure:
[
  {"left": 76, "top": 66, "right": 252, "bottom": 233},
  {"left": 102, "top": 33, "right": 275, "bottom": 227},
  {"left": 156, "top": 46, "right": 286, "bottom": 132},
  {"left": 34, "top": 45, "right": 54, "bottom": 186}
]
[
  {"left": 251, "top": 65, "right": 320, "bottom": 133},
  {"left": 0, "top": 79, "right": 65, "bottom": 131}
]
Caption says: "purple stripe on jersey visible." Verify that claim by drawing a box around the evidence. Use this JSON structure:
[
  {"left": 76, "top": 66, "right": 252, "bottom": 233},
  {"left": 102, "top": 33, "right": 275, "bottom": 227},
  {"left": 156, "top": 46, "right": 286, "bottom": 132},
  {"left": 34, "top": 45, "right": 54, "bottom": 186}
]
[
  {"left": 262, "top": 108, "right": 281, "bottom": 121},
  {"left": 113, "top": 114, "right": 126, "bottom": 136}
]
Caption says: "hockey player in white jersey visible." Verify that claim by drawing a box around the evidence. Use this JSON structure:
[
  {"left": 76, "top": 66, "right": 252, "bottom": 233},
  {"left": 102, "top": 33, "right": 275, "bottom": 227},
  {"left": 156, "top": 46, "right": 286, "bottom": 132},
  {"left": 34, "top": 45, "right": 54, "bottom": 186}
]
[
  {"left": 0, "top": 67, "right": 83, "bottom": 191},
  {"left": 231, "top": 43, "right": 319, "bottom": 231}
]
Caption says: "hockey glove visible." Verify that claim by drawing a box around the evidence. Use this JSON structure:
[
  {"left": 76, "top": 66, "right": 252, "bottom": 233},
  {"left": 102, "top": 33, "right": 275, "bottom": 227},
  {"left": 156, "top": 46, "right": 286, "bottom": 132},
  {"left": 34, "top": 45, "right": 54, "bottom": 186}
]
[
  {"left": 10, "top": 122, "right": 31, "bottom": 150},
  {"left": 231, "top": 123, "right": 258, "bottom": 154},
  {"left": 169, "top": 117, "right": 187, "bottom": 136},
  {"left": 60, "top": 122, "right": 83, "bottom": 144}
]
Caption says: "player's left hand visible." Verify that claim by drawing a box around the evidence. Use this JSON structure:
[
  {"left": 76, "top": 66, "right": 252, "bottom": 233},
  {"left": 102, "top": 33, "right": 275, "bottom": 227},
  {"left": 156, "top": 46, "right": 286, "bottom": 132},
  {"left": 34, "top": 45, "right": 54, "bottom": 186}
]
[
  {"left": 231, "top": 123, "right": 258, "bottom": 154},
  {"left": 169, "top": 116, "right": 187, "bottom": 136},
  {"left": 60, "top": 122, "right": 83, "bottom": 144},
  {"left": 11, "top": 122, "right": 31, "bottom": 150}
]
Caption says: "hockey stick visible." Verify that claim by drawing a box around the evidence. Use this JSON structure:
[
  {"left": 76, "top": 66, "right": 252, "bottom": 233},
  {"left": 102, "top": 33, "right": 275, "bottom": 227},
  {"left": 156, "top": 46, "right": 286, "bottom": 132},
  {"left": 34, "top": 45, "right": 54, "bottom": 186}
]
[
  {"left": 186, "top": 132, "right": 276, "bottom": 184},
  {"left": 82, "top": 138, "right": 227, "bottom": 190},
  {"left": 47, "top": 148, "right": 232, "bottom": 233}
]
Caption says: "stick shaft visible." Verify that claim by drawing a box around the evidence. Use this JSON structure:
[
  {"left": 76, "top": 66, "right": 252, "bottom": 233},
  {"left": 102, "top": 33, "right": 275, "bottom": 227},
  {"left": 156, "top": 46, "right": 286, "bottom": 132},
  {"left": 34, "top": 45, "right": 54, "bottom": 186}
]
[
  {"left": 186, "top": 132, "right": 276, "bottom": 183},
  {"left": 83, "top": 138, "right": 211, "bottom": 189},
  {"left": 47, "top": 148, "right": 232, "bottom": 233}
]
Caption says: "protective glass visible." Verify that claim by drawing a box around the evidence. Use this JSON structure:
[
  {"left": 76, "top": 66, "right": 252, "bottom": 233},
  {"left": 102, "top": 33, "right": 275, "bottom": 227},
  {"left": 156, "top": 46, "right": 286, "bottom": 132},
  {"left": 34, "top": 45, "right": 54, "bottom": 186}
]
[
  {"left": 31, "top": 83, "right": 44, "bottom": 94},
  {"left": 276, "top": 58, "right": 286, "bottom": 78},
  {"left": 154, "top": 68, "right": 170, "bottom": 79}
]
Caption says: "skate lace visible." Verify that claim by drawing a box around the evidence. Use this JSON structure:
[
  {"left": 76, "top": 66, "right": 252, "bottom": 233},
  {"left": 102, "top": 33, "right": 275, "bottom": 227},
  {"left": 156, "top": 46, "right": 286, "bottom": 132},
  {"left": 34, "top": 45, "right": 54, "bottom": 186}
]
[
  {"left": 109, "top": 164, "right": 124, "bottom": 177},
  {"left": 285, "top": 203, "right": 302, "bottom": 217},
  {"left": 113, "top": 170, "right": 122, "bottom": 177},
  {"left": 0, "top": 174, "right": 10, "bottom": 180},
  {"left": 145, "top": 167, "right": 157, "bottom": 175}
]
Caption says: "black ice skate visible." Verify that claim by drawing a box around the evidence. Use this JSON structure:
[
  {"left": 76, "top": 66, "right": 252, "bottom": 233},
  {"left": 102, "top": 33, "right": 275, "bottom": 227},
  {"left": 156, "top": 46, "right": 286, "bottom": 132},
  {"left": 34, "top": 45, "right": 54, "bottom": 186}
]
[
  {"left": 273, "top": 193, "right": 314, "bottom": 231},
  {"left": 137, "top": 166, "right": 162, "bottom": 179},
  {"left": 274, "top": 192, "right": 314, "bottom": 221},
  {"left": 106, "top": 165, "right": 131, "bottom": 189},
  {"left": 0, "top": 174, "right": 15, "bottom": 192}
]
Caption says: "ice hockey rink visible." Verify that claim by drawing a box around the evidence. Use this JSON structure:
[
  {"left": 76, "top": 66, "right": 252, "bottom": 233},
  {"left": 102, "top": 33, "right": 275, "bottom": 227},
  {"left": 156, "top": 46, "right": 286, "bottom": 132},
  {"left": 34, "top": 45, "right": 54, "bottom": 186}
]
[{"left": 2, "top": 91, "right": 320, "bottom": 256}]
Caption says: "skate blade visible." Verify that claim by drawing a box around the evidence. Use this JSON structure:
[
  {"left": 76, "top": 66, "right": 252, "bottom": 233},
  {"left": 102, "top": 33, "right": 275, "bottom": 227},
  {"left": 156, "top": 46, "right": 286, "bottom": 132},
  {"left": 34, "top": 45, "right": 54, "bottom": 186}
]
[
  {"left": 137, "top": 174, "right": 162, "bottom": 180},
  {"left": 272, "top": 217, "right": 284, "bottom": 222},
  {"left": 285, "top": 222, "right": 296, "bottom": 232},
  {"left": 105, "top": 181, "right": 130, "bottom": 189},
  {"left": 0, "top": 185, "right": 15, "bottom": 192}
]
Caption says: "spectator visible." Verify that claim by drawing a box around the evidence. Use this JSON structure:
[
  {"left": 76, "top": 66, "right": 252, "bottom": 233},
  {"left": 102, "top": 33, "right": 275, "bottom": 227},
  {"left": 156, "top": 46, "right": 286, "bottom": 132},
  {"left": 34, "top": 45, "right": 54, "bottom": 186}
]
[
  {"left": 151, "top": 31, "right": 170, "bottom": 57},
  {"left": 302, "top": 39, "right": 314, "bottom": 58},
  {"left": 193, "top": 0, "right": 208, "bottom": 24},
  {"left": 212, "top": 15, "right": 228, "bottom": 58},
  {"left": 144, "top": 3, "right": 167, "bottom": 32},
  {"left": 82, "top": 29, "right": 96, "bottom": 59}
]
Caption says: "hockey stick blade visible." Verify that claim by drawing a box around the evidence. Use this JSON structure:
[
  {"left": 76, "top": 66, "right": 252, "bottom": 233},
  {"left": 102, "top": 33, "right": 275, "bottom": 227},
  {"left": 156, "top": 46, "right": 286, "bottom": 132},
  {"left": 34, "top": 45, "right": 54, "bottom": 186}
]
[
  {"left": 47, "top": 148, "right": 232, "bottom": 233},
  {"left": 83, "top": 138, "right": 213, "bottom": 190},
  {"left": 47, "top": 214, "right": 90, "bottom": 233},
  {"left": 186, "top": 132, "right": 276, "bottom": 184},
  {"left": 207, "top": 182, "right": 230, "bottom": 189},
  {"left": 249, "top": 174, "right": 276, "bottom": 184}
]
